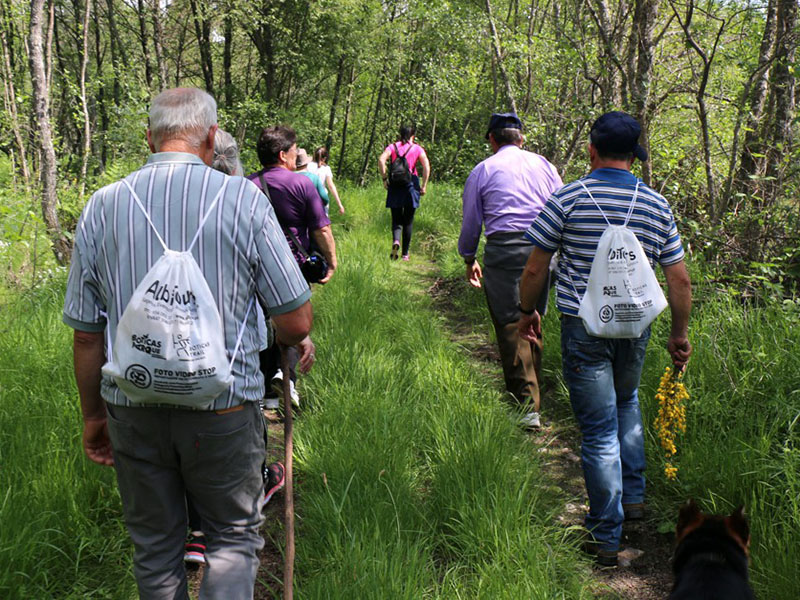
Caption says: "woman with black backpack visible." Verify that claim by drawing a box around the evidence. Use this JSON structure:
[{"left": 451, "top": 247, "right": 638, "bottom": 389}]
[{"left": 377, "top": 125, "right": 430, "bottom": 261}]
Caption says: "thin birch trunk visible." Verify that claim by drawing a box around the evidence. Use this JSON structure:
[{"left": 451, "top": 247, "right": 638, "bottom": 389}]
[
  {"left": 78, "top": 0, "right": 92, "bottom": 197},
  {"left": 29, "top": 0, "right": 71, "bottom": 264}
]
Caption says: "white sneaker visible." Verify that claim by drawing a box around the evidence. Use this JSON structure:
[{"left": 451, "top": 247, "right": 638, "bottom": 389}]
[
  {"left": 262, "top": 397, "right": 280, "bottom": 410},
  {"left": 271, "top": 369, "right": 300, "bottom": 407},
  {"left": 520, "top": 411, "right": 541, "bottom": 430}
]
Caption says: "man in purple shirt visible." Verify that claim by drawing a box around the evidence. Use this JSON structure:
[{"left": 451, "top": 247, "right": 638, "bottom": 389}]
[{"left": 458, "top": 112, "right": 562, "bottom": 430}]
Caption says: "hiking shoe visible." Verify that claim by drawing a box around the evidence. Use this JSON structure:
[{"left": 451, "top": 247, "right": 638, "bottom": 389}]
[
  {"left": 401, "top": 254, "right": 410, "bottom": 262},
  {"left": 390, "top": 242, "right": 400, "bottom": 260},
  {"left": 262, "top": 462, "right": 286, "bottom": 508},
  {"left": 270, "top": 369, "right": 300, "bottom": 407},
  {"left": 519, "top": 411, "right": 541, "bottom": 430},
  {"left": 184, "top": 531, "right": 206, "bottom": 565},
  {"left": 582, "top": 540, "right": 618, "bottom": 568},
  {"left": 623, "top": 502, "right": 645, "bottom": 521}
]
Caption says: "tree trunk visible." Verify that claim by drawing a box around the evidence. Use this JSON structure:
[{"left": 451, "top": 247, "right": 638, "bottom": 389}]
[
  {"left": 670, "top": 0, "right": 725, "bottom": 220},
  {"left": 0, "top": 16, "right": 30, "bottom": 184},
  {"left": 336, "top": 62, "right": 356, "bottom": 178},
  {"left": 135, "top": 0, "right": 153, "bottom": 88},
  {"left": 630, "top": 0, "right": 659, "bottom": 185},
  {"left": 734, "top": 0, "right": 777, "bottom": 195},
  {"left": 764, "top": 0, "right": 797, "bottom": 198},
  {"left": 485, "top": 0, "right": 518, "bottom": 114},
  {"left": 29, "top": 0, "right": 71, "bottom": 264},
  {"left": 78, "top": 0, "right": 92, "bottom": 197},
  {"left": 150, "top": 0, "right": 167, "bottom": 90},
  {"left": 223, "top": 11, "right": 233, "bottom": 108},
  {"left": 326, "top": 56, "right": 345, "bottom": 151},
  {"left": 104, "top": 0, "right": 127, "bottom": 105},
  {"left": 359, "top": 74, "right": 385, "bottom": 186},
  {"left": 94, "top": 4, "right": 108, "bottom": 171},
  {"left": 189, "top": 0, "right": 214, "bottom": 92}
]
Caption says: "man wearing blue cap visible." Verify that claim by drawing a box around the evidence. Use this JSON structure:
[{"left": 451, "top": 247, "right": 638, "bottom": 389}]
[
  {"left": 458, "top": 112, "right": 563, "bottom": 430},
  {"left": 518, "top": 111, "right": 693, "bottom": 567}
]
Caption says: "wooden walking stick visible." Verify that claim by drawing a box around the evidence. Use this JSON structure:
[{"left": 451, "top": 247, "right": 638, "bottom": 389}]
[{"left": 280, "top": 347, "right": 295, "bottom": 600}]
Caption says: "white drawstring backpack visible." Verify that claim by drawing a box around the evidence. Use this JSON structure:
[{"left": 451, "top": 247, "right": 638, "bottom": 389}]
[
  {"left": 570, "top": 180, "right": 667, "bottom": 338},
  {"left": 102, "top": 178, "right": 252, "bottom": 409}
]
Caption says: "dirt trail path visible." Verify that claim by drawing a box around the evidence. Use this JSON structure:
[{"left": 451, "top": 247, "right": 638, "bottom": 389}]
[{"left": 428, "top": 275, "right": 675, "bottom": 599}]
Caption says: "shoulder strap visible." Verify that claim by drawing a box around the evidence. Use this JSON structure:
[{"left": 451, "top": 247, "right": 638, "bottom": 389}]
[
  {"left": 567, "top": 179, "right": 642, "bottom": 300},
  {"left": 121, "top": 177, "right": 228, "bottom": 253},
  {"left": 577, "top": 179, "right": 640, "bottom": 227},
  {"left": 258, "top": 173, "right": 311, "bottom": 260}
]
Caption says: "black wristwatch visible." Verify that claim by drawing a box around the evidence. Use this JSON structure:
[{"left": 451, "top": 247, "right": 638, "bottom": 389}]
[
  {"left": 517, "top": 302, "right": 535, "bottom": 315},
  {"left": 464, "top": 256, "right": 476, "bottom": 265}
]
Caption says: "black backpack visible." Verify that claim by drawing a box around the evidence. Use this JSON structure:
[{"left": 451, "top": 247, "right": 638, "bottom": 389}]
[{"left": 387, "top": 143, "right": 413, "bottom": 188}]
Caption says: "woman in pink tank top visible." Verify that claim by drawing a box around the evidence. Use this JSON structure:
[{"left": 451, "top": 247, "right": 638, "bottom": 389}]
[{"left": 377, "top": 125, "right": 431, "bottom": 261}]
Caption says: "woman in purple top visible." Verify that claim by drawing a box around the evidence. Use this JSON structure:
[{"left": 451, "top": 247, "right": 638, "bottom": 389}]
[{"left": 377, "top": 125, "right": 431, "bottom": 261}]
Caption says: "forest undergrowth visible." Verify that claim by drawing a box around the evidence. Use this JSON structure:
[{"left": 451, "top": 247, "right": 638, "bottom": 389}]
[{"left": 1, "top": 184, "right": 799, "bottom": 598}]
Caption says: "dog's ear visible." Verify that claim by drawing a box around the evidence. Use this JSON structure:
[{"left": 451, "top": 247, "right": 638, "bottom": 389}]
[
  {"left": 726, "top": 505, "right": 750, "bottom": 552},
  {"left": 676, "top": 499, "right": 702, "bottom": 538}
]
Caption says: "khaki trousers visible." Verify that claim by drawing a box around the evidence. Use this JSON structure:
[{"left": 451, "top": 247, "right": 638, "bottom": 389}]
[{"left": 482, "top": 231, "right": 549, "bottom": 412}]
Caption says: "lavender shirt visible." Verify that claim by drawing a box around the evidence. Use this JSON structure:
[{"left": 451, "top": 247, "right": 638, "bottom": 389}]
[
  {"left": 247, "top": 167, "right": 331, "bottom": 258},
  {"left": 458, "top": 145, "right": 562, "bottom": 257}
]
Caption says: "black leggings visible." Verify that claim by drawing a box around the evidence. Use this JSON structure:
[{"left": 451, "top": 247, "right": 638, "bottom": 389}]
[{"left": 390, "top": 205, "right": 417, "bottom": 256}]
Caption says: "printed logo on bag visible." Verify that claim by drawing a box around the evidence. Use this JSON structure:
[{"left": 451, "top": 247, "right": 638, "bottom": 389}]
[
  {"left": 131, "top": 333, "right": 164, "bottom": 358},
  {"left": 125, "top": 364, "right": 152, "bottom": 389},
  {"left": 608, "top": 245, "right": 638, "bottom": 263},
  {"left": 603, "top": 285, "right": 619, "bottom": 297},
  {"left": 599, "top": 305, "right": 614, "bottom": 323},
  {"left": 144, "top": 280, "right": 198, "bottom": 309},
  {"left": 172, "top": 333, "right": 211, "bottom": 360}
]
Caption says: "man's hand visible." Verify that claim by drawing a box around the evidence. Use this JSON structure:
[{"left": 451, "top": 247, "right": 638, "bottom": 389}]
[
  {"left": 466, "top": 261, "right": 483, "bottom": 288},
  {"left": 518, "top": 310, "right": 542, "bottom": 342},
  {"left": 83, "top": 417, "right": 114, "bottom": 466},
  {"left": 420, "top": 185, "right": 427, "bottom": 196},
  {"left": 296, "top": 336, "right": 316, "bottom": 374},
  {"left": 318, "top": 263, "right": 336, "bottom": 284},
  {"left": 667, "top": 335, "right": 692, "bottom": 371},
  {"left": 338, "top": 204, "right": 345, "bottom": 215},
  {"left": 383, "top": 179, "right": 388, "bottom": 189}
]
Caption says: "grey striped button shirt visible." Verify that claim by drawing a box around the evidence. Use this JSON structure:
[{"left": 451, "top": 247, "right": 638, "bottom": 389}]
[{"left": 63, "top": 152, "right": 311, "bottom": 410}]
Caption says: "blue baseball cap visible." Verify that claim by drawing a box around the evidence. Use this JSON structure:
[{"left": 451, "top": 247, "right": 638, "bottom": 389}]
[
  {"left": 486, "top": 112, "right": 523, "bottom": 139},
  {"left": 590, "top": 111, "right": 648, "bottom": 162}
]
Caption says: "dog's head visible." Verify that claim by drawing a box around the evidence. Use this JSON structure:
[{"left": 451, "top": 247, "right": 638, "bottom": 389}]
[{"left": 675, "top": 499, "right": 750, "bottom": 556}]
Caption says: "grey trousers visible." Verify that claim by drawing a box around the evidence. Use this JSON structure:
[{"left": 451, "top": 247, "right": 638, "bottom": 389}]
[{"left": 106, "top": 401, "right": 266, "bottom": 600}]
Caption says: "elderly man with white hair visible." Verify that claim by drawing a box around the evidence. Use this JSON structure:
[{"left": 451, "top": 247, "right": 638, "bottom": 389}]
[{"left": 63, "top": 88, "right": 312, "bottom": 598}]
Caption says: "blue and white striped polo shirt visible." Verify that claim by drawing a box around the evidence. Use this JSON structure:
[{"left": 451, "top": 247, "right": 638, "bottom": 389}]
[
  {"left": 63, "top": 152, "right": 311, "bottom": 409},
  {"left": 525, "top": 167, "right": 685, "bottom": 316}
]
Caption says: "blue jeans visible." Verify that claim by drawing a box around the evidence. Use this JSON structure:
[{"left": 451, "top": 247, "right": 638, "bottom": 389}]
[{"left": 560, "top": 316, "right": 650, "bottom": 551}]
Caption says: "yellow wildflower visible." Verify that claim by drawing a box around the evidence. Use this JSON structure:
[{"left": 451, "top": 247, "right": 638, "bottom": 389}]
[{"left": 654, "top": 366, "right": 689, "bottom": 479}]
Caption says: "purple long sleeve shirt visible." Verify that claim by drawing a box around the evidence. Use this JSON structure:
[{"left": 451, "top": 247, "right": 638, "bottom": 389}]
[{"left": 458, "top": 144, "right": 563, "bottom": 257}]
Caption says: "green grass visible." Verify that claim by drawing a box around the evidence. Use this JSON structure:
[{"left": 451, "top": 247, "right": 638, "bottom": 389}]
[
  {"left": 2, "top": 182, "right": 799, "bottom": 598},
  {"left": 293, "top": 185, "right": 593, "bottom": 598},
  {"left": 0, "top": 285, "right": 136, "bottom": 599}
]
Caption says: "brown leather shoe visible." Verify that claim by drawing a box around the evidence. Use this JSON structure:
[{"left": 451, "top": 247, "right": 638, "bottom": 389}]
[
  {"left": 623, "top": 502, "right": 645, "bottom": 521},
  {"left": 582, "top": 540, "right": 618, "bottom": 567}
]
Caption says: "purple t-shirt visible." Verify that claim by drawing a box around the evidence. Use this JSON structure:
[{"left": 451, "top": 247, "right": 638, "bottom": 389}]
[{"left": 247, "top": 167, "right": 331, "bottom": 258}]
